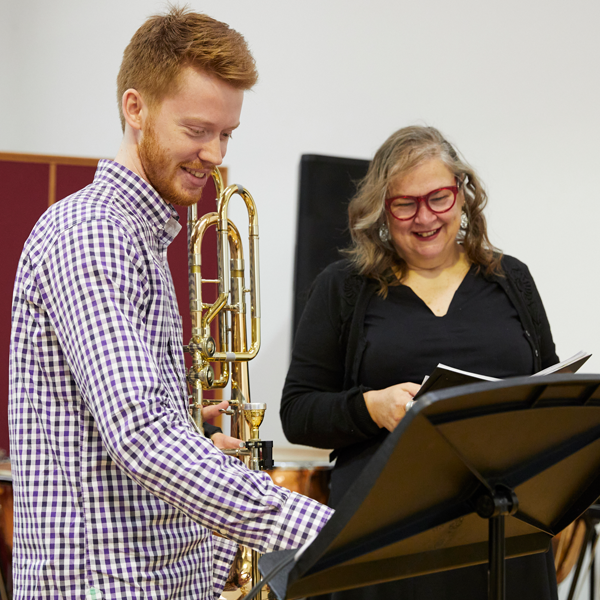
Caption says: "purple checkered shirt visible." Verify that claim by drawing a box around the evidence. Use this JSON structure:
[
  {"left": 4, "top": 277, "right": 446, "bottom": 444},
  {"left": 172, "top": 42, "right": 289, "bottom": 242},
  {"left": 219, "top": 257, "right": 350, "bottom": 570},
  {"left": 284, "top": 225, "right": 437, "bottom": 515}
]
[{"left": 9, "top": 160, "right": 333, "bottom": 600}]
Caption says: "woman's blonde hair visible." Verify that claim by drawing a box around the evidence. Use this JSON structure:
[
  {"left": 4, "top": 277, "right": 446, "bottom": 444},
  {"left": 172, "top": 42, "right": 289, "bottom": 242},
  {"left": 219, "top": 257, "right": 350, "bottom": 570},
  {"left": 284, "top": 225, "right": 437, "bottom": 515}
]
[{"left": 345, "top": 125, "right": 502, "bottom": 295}]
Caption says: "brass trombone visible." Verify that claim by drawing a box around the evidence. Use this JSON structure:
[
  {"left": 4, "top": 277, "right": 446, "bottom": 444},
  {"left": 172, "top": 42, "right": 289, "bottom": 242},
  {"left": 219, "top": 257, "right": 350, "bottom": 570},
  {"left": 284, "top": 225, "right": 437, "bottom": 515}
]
[{"left": 184, "top": 168, "right": 273, "bottom": 597}]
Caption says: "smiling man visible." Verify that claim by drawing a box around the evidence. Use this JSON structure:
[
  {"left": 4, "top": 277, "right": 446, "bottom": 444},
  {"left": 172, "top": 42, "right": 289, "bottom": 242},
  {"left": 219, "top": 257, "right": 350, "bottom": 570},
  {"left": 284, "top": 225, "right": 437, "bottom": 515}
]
[
  {"left": 117, "top": 56, "right": 243, "bottom": 208},
  {"left": 8, "top": 7, "right": 332, "bottom": 600}
]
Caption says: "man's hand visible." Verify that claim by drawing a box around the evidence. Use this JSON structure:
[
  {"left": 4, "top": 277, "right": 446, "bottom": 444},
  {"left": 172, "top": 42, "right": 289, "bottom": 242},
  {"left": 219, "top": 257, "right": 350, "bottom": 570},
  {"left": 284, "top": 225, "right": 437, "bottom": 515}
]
[
  {"left": 201, "top": 399, "right": 229, "bottom": 422},
  {"left": 201, "top": 400, "right": 245, "bottom": 450},
  {"left": 211, "top": 432, "right": 246, "bottom": 450}
]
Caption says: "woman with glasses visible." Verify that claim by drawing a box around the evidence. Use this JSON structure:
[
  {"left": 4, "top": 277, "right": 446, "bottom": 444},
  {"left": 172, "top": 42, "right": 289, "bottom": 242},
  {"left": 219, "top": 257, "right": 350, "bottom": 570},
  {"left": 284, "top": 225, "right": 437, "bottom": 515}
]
[{"left": 281, "top": 125, "right": 559, "bottom": 600}]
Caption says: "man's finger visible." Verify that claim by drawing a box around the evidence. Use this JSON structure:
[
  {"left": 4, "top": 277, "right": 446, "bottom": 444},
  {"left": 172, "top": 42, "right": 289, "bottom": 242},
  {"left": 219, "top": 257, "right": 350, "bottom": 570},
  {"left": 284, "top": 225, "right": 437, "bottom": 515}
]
[
  {"left": 201, "top": 400, "right": 229, "bottom": 421},
  {"left": 212, "top": 433, "right": 245, "bottom": 450}
]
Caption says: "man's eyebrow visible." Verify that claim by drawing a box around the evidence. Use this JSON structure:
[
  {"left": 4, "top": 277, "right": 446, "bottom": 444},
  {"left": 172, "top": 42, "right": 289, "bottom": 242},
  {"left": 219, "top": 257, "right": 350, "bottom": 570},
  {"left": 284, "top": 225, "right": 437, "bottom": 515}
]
[{"left": 182, "top": 118, "right": 241, "bottom": 130}]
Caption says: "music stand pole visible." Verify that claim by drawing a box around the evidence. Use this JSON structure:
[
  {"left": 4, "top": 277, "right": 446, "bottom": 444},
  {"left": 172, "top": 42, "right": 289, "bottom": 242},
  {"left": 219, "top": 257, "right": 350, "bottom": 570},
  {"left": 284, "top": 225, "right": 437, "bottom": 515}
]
[
  {"left": 476, "top": 485, "right": 519, "bottom": 600},
  {"left": 489, "top": 515, "right": 505, "bottom": 600}
]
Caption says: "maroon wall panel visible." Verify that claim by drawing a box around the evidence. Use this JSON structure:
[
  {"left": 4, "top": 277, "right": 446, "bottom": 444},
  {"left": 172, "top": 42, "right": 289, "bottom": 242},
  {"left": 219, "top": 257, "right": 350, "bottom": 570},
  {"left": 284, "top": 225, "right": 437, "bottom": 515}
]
[
  {"left": 0, "top": 161, "right": 50, "bottom": 455},
  {"left": 56, "top": 164, "right": 99, "bottom": 201}
]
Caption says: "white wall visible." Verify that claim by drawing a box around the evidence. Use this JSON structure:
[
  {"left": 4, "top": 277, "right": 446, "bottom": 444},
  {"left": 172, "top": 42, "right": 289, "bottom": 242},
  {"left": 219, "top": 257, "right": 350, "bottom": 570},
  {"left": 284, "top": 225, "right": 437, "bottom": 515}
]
[
  {"left": 3, "top": 0, "right": 600, "bottom": 454},
  {"left": 0, "top": 1, "right": 12, "bottom": 144}
]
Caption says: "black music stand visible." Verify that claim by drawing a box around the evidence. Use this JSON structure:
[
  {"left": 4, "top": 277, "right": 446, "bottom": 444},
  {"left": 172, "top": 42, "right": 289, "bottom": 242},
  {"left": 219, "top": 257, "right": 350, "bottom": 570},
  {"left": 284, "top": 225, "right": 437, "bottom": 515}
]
[{"left": 261, "top": 374, "right": 600, "bottom": 600}]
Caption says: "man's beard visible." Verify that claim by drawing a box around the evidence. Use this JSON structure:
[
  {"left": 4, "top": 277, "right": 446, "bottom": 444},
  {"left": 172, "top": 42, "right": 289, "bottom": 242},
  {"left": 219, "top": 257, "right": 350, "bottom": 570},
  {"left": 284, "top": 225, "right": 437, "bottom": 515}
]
[{"left": 138, "top": 122, "right": 204, "bottom": 207}]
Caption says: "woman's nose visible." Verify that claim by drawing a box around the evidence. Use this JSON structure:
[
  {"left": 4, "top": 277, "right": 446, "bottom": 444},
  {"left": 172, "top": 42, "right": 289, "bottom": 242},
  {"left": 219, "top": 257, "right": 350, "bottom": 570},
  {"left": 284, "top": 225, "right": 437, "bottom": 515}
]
[{"left": 413, "top": 200, "right": 436, "bottom": 224}]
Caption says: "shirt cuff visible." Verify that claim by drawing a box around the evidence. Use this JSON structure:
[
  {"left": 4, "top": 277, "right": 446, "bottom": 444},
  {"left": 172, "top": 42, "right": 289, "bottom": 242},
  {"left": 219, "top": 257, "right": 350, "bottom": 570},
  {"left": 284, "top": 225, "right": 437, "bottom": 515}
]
[{"left": 267, "top": 491, "right": 334, "bottom": 553}]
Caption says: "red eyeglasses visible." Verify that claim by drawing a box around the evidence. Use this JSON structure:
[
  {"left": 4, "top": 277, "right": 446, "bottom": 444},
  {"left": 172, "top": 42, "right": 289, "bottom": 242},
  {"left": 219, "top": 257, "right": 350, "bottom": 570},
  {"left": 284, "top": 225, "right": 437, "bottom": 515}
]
[{"left": 385, "top": 186, "right": 459, "bottom": 221}]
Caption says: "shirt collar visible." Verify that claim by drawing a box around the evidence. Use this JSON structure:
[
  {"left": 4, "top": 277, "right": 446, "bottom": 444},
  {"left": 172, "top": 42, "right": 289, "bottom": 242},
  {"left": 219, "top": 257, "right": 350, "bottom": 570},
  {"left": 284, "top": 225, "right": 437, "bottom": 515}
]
[{"left": 93, "top": 159, "right": 182, "bottom": 244}]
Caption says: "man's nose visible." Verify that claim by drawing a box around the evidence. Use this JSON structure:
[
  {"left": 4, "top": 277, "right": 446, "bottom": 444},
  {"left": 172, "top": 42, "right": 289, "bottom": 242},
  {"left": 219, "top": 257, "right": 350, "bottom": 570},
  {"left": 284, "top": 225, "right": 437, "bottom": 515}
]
[{"left": 198, "top": 136, "right": 223, "bottom": 167}]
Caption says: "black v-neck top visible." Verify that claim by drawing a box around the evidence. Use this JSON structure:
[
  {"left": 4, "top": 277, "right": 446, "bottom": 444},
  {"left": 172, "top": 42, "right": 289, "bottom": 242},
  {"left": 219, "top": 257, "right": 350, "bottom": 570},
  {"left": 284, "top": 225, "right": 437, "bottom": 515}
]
[{"left": 358, "top": 265, "right": 534, "bottom": 390}]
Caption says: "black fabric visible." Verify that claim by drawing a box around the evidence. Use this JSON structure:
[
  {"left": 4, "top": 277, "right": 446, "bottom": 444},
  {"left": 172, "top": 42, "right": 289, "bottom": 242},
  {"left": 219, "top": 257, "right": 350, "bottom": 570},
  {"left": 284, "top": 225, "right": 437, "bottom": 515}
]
[
  {"left": 280, "top": 255, "right": 559, "bottom": 600},
  {"left": 293, "top": 155, "right": 370, "bottom": 338},
  {"left": 359, "top": 265, "right": 535, "bottom": 389},
  {"left": 203, "top": 422, "right": 222, "bottom": 438}
]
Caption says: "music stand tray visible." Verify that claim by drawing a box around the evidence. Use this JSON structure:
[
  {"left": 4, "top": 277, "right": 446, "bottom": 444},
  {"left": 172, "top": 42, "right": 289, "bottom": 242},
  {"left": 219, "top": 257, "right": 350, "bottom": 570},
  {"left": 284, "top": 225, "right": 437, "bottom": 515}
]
[{"left": 261, "top": 374, "right": 600, "bottom": 600}]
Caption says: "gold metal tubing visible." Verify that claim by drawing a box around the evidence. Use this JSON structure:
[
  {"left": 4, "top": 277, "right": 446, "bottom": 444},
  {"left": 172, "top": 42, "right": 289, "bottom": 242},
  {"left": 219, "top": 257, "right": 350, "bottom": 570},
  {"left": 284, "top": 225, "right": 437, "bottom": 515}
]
[
  {"left": 226, "top": 219, "right": 243, "bottom": 258},
  {"left": 210, "top": 183, "right": 261, "bottom": 362},
  {"left": 188, "top": 211, "right": 249, "bottom": 383},
  {"left": 211, "top": 168, "right": 224, "bottom": 197},
  {"left": 189, "top": 213, "right": 218, "bottom": 335},
  {"left": 201, "top": 292, "right": 228, "bottom": 333},
  {"left": 190, "top": 216, "right": 240, "bottom": 336},
  {"left": 190, "top": 212, "right": 218, "bottom": 248},
  {"left": 216, "top": 185, "right": 258, "bottom": 299},
  {"left": 210, "top": 329, "right": 261, "bottom": 361},
  {"left": 187, "top": 165, "right": 262, "bottom": 381}
]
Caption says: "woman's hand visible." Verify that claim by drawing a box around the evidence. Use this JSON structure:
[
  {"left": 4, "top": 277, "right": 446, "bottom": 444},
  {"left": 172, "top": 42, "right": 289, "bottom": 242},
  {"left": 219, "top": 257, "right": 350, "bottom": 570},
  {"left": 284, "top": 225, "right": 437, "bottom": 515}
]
[{"left": 363, "top": 382, "right": 421, "bottom": 432}]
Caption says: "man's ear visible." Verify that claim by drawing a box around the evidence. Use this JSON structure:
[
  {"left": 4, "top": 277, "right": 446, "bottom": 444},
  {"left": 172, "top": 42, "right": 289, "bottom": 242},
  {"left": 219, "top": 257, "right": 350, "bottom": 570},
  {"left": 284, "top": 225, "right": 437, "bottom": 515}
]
[{"left": 121, "top": 89, "right": 146, "bottom": 131}]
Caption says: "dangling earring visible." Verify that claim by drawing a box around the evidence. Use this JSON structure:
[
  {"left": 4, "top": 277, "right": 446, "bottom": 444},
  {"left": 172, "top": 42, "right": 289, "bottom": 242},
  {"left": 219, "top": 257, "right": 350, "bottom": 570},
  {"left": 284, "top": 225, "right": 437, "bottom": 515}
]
[
  {"left": 379, "top": 223, "right": 390, "bottom": 243},
  {"left": 460, "top": 210, "right": 469, "bottom": 231}
]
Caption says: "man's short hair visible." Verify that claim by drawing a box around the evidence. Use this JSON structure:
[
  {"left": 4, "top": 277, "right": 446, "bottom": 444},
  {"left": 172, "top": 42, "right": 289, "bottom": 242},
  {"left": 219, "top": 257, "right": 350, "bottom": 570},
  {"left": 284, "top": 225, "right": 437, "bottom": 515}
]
[{"left": 117, "top": 5, "right": 258, "bottom": 131}]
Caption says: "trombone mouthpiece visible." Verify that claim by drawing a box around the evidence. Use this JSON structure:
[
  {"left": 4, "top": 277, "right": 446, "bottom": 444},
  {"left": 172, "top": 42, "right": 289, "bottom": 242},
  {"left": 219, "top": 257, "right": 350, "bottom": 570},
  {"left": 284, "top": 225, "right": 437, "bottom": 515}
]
[{"left": 242, "top": 403, "right": 266, "bottom": 435}]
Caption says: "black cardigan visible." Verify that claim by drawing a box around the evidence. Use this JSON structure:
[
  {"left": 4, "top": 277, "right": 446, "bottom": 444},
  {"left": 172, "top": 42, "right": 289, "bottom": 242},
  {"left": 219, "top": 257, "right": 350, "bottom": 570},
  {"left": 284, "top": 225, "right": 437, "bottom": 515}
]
[
  {"left": 281, "top": 255, "right": 559, "bottom": 597},
  {"left": 281, "top": 256, "right": 558, "bottom": 463}
]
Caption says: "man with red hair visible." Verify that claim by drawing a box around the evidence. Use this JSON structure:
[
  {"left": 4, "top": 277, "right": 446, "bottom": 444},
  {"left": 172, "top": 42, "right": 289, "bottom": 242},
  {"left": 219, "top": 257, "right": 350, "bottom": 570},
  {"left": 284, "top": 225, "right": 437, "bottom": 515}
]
[{"left": 9, "top": 7, "right": 332, "bottom": 599}]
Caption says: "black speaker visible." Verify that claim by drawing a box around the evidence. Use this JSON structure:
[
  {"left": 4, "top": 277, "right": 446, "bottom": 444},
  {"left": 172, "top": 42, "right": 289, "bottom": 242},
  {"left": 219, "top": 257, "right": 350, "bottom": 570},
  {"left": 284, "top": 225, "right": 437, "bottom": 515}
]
[{"left": 292, "top": 154, "right": 370, "bottom": 339}]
